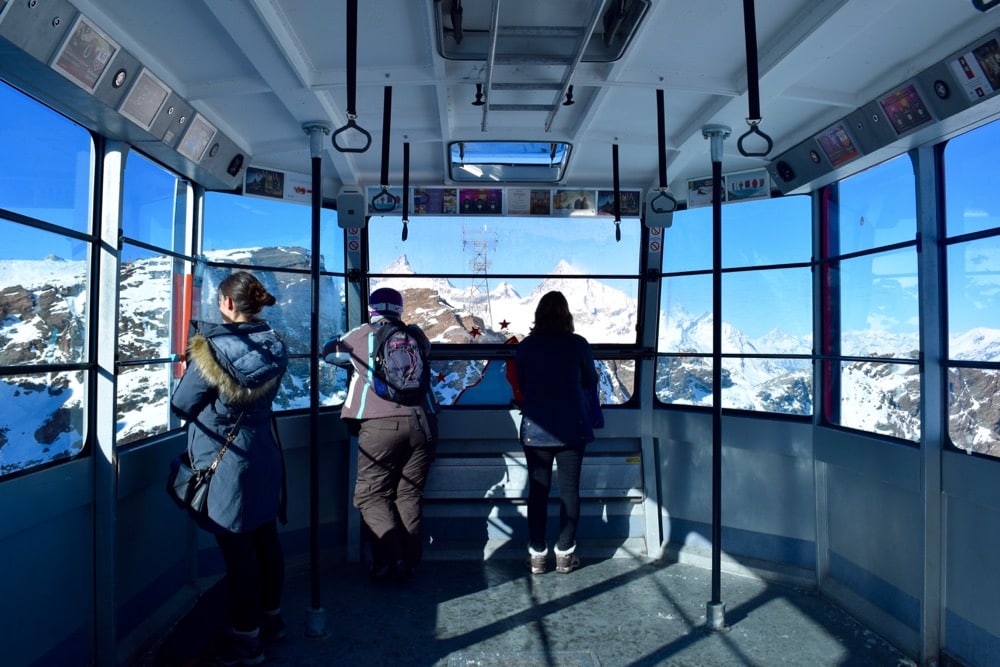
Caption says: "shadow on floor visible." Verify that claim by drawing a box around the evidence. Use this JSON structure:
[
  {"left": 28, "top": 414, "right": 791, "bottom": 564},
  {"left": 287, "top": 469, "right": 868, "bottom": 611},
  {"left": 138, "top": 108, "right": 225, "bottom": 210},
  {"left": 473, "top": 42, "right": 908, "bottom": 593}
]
[{"left": 143, "top": 554, "right": 915, "bottom": 667}]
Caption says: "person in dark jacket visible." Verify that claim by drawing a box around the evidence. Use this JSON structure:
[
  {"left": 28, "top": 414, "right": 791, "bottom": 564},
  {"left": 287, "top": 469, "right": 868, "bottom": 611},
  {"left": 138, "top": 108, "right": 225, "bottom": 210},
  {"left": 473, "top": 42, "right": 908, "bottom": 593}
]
[
  {"left": 322, "top": 286, "right": 437, "bottom": 582},
  {"left": 516, "top": 290, "right": 599, "bottom": 575},
  {"left": 171, "top": 271, "right": 288, "bottom": 666}
]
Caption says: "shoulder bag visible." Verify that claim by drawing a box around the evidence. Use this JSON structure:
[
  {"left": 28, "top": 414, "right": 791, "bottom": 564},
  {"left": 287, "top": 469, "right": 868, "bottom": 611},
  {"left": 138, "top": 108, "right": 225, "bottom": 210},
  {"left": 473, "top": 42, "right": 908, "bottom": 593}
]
[{"left": 167, "top": 416, "right": 242, "bottom": 518}]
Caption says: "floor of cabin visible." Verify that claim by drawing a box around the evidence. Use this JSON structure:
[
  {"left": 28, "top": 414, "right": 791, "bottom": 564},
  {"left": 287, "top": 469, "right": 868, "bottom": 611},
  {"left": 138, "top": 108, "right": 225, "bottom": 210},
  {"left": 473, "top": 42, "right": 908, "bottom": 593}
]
[{"left": 140, "top": 550, "right": 916, "bottom": 667}]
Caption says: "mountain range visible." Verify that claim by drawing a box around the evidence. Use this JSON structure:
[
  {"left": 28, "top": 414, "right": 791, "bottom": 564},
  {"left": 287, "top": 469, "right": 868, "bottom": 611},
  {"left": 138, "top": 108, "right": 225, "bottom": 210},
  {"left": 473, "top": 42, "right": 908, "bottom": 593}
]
[{"left": 1, "top": 247, "right": 998, "bottom": 475}]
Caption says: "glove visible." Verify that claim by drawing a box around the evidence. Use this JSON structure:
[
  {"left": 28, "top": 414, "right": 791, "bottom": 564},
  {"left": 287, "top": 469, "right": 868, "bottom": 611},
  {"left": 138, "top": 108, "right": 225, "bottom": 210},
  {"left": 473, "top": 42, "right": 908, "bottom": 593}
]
[{"left": 321, "top": 337, "right": 341, "bottom": 363}]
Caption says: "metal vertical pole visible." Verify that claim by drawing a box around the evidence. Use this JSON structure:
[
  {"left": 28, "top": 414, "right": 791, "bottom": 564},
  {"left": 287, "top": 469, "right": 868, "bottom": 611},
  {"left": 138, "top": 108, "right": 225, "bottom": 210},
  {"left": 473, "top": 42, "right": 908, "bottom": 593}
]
[
  {"left": 302, "top": 122, "right": 330, "bottom": 638},
  {"left": 913, "top": 145, "right": 944, "bottom": 664},
  {"left": 702, "top": 124, "right": 730, "bottom": 631},
  {"left": 94, "top": 139, "right": 126, "bottom": 667}
]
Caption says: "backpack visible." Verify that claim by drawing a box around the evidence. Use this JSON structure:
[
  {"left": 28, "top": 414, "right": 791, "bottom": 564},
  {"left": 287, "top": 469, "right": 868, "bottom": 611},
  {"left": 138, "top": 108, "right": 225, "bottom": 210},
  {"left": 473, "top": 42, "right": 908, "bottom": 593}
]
[{"left": 368, "top": 320, "right": 430, "bottom": 405}]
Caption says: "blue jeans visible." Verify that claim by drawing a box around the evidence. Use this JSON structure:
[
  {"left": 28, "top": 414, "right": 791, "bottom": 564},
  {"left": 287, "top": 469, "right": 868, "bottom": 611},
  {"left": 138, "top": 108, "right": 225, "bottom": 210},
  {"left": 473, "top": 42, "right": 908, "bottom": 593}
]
[{"left": 523, "top": 445, "right": 584, "bottom": 552}]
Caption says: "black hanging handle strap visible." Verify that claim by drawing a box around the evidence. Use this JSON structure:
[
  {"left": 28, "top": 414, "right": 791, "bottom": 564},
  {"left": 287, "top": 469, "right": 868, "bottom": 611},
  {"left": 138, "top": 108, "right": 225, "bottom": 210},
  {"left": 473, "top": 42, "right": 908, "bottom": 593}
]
[
  {"left": 401, "top": 141, "right": 410, "bottom": 241},
  {"left": 612, "top": 144, "right": 621, "bottom": 242},
  {"left": 737, "top": 0, "right": 773, "bottom": 158},
  {"left": 332, "top": 0, "right": 372, "bottom": 153},
  {"left": 652, "top": 89, "right": 678, "bottom": 213},
  {"left": 656, "top": 89, "right": 668, "bottom": 189},
  {"left": 370, "top": 87, "right": 397, "bottom": 212},
  {"left": 379, "top": 86, "right": 392, "bottom": 187}
]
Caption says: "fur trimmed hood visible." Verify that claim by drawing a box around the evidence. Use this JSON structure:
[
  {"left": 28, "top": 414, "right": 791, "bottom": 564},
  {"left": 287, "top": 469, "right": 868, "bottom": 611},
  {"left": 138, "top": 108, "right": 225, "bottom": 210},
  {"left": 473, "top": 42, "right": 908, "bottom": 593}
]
[{"left": 186, "top": 321, "right": 288, "bottom": 404}]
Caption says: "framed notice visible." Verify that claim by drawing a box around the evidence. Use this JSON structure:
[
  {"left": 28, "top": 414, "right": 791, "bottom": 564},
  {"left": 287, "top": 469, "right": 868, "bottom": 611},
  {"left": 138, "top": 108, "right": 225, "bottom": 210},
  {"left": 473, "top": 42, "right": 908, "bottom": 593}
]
[
  {"left": 118, "top": 68, "right": 170, "bottom": 130},
  {"left": 879, "top": 83, "right": 932, "bottom": 136},
  {"left": 814, "top": 121, "right": 860, "bottom": 168},
  {"left": 50, "top": 15, "right": 119, "bottom": 92},
  {"left": 177, "top": 114, "right": 217, "bottom": 163}
]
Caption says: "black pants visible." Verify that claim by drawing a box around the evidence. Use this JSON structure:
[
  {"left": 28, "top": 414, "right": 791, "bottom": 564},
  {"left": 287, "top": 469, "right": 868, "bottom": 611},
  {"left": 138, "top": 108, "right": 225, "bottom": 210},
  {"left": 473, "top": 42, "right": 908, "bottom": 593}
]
[
  {"left": 214, "top": 520, "right": 284, "bottom": 632},
  {"left": 523, "top": 445, "right": 584, "bottom": 552},
  {"left": 354, "top": 412, "right": 435, "bottom": 571}
]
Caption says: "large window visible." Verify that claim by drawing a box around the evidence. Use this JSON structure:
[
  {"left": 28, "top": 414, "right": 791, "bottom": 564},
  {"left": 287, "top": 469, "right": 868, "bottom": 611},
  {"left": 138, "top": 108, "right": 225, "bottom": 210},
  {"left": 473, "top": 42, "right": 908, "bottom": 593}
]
[
  {"left": 944, "top": 119, "right": 1000, "bottom": 458},
  {"left": 655, "top": 195, "right": 813, "bottom": 414},
  {"left": 116, "top": 153, "right": 190, "bottom": 445},
  {"left": 201, "top": 191, "right": 346, "bottom": 409},
  {"left": 0, "top": 81, "right": 94, "bottom": 477},
  {"left": 367, "top": 214, "right": 641, "bottom": 406},
  {"left": 822, "top": 156, "right": 920, "bottom": 441}
]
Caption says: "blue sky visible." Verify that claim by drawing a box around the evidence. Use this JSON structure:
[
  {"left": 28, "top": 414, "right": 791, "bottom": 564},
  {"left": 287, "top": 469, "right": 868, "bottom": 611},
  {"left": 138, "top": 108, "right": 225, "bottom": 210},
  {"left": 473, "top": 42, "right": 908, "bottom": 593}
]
[{"left": 3, "top": 78, "right": 1000, "bottom": 339}]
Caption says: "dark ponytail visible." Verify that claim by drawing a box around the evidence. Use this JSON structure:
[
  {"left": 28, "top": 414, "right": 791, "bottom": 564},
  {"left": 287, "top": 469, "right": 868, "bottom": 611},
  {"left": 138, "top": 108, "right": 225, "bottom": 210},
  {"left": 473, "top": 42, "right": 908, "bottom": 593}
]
[{"left": 219, "top": 271, "right": 276, "bottom": 318}]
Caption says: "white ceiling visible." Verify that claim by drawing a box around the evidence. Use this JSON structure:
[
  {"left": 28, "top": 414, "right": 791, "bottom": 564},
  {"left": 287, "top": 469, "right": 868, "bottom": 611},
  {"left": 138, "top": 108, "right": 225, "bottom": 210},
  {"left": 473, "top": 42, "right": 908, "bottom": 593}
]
[{"left": 65, "top": 0, "right": 1000, "bottom": 199}]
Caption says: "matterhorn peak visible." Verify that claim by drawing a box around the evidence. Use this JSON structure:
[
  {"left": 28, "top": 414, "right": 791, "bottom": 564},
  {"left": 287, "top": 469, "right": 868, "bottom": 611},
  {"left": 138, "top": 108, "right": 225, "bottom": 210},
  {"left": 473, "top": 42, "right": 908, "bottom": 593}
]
[
  {"left": 383, "top": 254, "right": 415, "bottom": 274},
  {"left": 552, "top": 259, "right": 582, "bottom": 275}
]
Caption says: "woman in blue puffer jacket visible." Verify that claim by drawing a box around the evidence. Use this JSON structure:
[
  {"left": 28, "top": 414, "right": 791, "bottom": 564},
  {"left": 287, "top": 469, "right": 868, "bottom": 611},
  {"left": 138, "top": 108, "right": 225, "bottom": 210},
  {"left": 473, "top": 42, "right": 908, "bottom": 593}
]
[
  {"left": 171, "top": 270, "right": 288, "bottom": 664},
  {"left": 516, "top": 290, "right": 599, "bottom": 576}
]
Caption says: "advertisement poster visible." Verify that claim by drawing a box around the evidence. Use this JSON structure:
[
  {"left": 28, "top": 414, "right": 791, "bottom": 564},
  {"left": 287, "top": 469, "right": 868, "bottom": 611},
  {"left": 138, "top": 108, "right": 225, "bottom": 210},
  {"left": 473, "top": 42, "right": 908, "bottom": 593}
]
[
  {"left": 530, "top": 190, "right": 551, "bottom": 215},
  {"left": 245, "top": 166, "right": 285, "bottom": 200},
  {"left": 815, "top": 122, "right": 860, "bottom": 168},
  {"left": 687, "top": 177, "right": 719, "bottom": 208},
  {"left": 553, "top": 189, "right": 595, "bottom": 215},
  {"left": 597, "top": 190, "right": 641, "bottom": 216},
  {"left": 725, "top": 169, "right": 770, "bottom": 202},
  {"left": 879, "top": 84, "right": 932, "bottom": 135},
  {"left": 413, "top": 188, "right": 457, "bottom": 214},
  {"left": 950, "top": 38, "right": 1000, "bottom": 102},
  {"left": 459, "top": 188, "right": 503, "bottom": 214},
  {"left": 366, "top": 186, "right": 404, "bottom": 214}
]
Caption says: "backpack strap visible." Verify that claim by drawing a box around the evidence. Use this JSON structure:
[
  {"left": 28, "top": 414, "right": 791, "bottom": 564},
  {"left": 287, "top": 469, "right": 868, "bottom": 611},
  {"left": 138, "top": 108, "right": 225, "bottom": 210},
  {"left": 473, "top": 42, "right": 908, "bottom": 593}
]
[{"left": 354, "top": 328, "right": 376, "bottom": 417}]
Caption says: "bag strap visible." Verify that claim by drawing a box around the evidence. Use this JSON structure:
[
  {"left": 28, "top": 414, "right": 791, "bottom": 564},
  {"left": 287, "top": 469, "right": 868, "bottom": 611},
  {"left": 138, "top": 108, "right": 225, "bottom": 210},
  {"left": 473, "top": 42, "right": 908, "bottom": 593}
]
[
  {"left": 271, "top": 415, "right": 289, "bottom": 525},
  {"left": 204, "top": 411, "right": 246, "bottom": 475}
]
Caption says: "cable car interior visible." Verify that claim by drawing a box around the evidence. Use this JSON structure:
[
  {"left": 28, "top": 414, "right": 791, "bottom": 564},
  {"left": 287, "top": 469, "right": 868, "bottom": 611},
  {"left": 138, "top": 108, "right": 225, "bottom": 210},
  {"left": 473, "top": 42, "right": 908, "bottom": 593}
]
[{"left": 3, "top": 0, "right": 1000, "bottom": 665}]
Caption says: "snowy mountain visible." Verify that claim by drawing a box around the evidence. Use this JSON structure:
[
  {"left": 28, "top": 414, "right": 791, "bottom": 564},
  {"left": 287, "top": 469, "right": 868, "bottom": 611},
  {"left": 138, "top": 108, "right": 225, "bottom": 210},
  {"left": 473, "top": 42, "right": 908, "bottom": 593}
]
[
  {"left": 375, "top": 255, "right": 637, "bottom": 343},
  {"left": 2, "top": 248, "right": 1000, "bottom": 475}
]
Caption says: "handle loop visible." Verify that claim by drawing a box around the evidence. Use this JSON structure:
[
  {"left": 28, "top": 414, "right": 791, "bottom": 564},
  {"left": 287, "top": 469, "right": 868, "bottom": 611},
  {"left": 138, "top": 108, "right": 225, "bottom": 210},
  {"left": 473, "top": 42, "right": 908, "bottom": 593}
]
[
  {"left": 332, "top": 0, "right": 370, "bottom": 153},
  {"left": 649, "top": 189, "right": 679, "bottom": 214},
  {"left": 332, "top": 117, "right": 372, "bottom": 153},
  {"left": 736, "top": 119, "right": 773, "bottom": 158}
]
